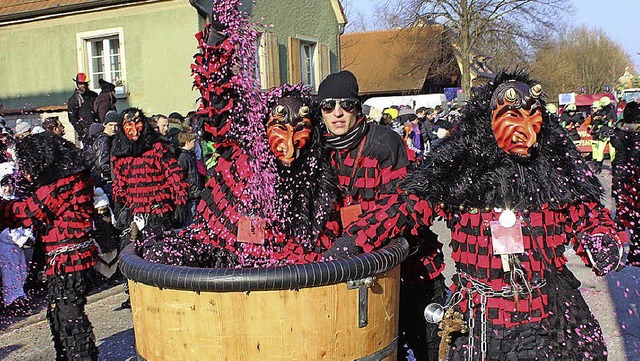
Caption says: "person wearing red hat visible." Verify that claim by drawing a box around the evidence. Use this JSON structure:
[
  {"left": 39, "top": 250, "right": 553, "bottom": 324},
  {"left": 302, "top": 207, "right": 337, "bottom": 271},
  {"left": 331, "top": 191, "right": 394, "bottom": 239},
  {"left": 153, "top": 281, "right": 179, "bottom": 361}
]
[{"left": 67, "top": 72, "right": 98, "bottom": 144}]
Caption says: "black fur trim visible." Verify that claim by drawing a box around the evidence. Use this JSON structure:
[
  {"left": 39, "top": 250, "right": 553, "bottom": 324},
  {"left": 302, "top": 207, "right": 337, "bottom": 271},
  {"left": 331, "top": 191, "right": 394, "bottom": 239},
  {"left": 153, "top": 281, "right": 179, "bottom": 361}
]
[
  {"left": 16, "top": 132, "right": 90, "bottom": 187},
  {"left": 111, "top": 108, "right": 166, "bottom": 158},
  {"left": 274, "top": 127, "right": 339, "bottom": 245},
  {"left": 401, "top": 70, "right": 602, "bottom": 209}
]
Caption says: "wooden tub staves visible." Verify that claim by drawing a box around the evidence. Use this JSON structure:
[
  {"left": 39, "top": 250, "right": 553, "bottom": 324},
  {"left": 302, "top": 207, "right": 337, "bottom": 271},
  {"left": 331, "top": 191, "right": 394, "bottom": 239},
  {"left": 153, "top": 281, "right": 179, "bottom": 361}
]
[{"left": 119, "top": 238, "right": 408, "bottom": 361}]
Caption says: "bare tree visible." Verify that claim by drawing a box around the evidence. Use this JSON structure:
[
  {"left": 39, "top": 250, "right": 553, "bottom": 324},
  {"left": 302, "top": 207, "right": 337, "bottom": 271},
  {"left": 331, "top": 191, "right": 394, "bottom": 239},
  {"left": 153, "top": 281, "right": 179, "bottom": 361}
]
[
  {"left": 530, "top": 26, "right": 632, "bottom": 101},
  {"left": 374, "top": 0, "right": 570, "bottom": 94}
]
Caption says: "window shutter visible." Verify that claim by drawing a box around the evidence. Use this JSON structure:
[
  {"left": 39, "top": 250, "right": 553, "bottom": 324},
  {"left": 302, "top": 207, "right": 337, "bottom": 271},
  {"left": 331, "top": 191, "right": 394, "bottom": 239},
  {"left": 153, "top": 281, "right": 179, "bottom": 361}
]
[
  {"left": 288, "top": 37, "right": 302, "bottom": 84},
  {"left": 315, "top": 42, "right": 330, "bottom": 91},
  {"left": 259, "top": 32, "right": 281, "bottom": 89}
]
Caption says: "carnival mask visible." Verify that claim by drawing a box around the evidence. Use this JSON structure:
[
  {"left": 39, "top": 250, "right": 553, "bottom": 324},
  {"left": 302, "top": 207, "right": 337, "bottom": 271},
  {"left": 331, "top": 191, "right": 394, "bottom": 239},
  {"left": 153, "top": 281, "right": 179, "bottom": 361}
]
[
  {"left": 123, "top": 111, "right": 144, "bottom": 141},
  {"left": 266, "top": 97, "right": 312, "bottom": 166},
  {"left": 491, "top": 82, "right": 543, "bottom": 162}
]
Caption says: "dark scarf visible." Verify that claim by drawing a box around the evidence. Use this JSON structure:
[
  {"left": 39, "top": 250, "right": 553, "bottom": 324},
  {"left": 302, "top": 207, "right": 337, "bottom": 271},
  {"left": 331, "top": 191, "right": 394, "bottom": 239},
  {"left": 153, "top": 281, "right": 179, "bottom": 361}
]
[
  {"left": 401, "top": 71, "right": 603, "bottom": 210},
  {"left": 323, "top": 115, "right": 368, "bottom": 150}
]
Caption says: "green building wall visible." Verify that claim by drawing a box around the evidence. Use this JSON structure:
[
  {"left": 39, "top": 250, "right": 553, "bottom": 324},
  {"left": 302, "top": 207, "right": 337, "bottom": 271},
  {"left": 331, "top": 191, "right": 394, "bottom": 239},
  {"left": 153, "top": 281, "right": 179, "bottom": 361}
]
[
  {"left": 0, "top": 0, "right": 201, "bottom": 116},
  {"left": 0, "top": 0, "right": 343, "bottom": 116},
  {"left": 247, "top": 0, "right": 342, "bottom": 82}
]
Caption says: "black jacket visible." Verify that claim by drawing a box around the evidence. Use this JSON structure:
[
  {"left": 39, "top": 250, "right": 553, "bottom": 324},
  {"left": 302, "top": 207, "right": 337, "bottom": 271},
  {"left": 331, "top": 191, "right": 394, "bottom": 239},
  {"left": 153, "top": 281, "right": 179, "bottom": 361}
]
[
  {"left": 177, "top": 149, "right": 203, "bottom": 200},
  {"left": 67, "top": 90, "right": 98, "bottom": 142},
  {"left": 92, "top": 132, "right": 114, "bottom": 184},
  {"left": 560, "top": 111, "right": 584, "bottom": 141}
]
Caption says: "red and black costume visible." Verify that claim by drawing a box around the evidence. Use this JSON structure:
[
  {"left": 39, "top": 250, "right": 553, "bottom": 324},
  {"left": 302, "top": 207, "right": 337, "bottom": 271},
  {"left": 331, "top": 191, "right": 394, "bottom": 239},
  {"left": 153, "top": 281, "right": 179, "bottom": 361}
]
[
  {"left": 317, "top": 70, "right": 444, "bottom": 361},
  {"left": 111, "top": 108, "right": 189, "bottom": 231},
  {"left": 335, "top": 71, "right": 626, "bottom": 360},
  {"left": 0, "top": 132, "right": 99, "bottom": 360},
  {"left": 136, "top": 2, "right": 336, "bottom": 268}
]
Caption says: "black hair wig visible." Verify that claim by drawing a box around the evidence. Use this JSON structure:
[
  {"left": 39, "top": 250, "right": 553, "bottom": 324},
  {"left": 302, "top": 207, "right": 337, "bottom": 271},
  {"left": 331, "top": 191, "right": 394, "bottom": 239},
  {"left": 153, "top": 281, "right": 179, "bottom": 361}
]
[
  {"left": 16, "top": 132, "right": 90, "bottom": 187},
  {"left": 111, "top": 107, "right": 164, "bottom": 158}
]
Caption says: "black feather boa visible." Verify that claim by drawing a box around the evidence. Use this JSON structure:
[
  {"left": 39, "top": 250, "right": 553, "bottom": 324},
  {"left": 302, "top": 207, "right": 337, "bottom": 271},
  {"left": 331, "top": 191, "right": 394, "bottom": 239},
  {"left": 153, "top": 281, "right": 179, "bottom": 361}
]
[
  {"left": 16, "top": 132, "right": 90, "bottom": 187},
  {"left": 401, "top": 70, "right": 603, "bottom": 210},
  {"left": 273, "top": 127, "right": 338, "bottom": 246}
]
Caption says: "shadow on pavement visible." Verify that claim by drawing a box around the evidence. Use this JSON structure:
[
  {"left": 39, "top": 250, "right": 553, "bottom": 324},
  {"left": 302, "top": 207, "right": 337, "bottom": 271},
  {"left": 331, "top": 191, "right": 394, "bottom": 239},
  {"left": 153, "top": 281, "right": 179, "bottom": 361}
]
[
  {"left": 98, "top": 328, "right": 136, "bottom": 361},
  {"left": 608, "top": 264, "right": 640, "bottom": 361}
]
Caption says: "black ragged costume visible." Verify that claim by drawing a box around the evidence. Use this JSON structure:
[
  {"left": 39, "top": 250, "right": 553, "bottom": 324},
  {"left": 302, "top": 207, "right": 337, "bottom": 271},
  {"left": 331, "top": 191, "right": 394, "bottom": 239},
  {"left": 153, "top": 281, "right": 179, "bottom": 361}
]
[
  {"left": 1, "top": 132, "right": 99, "bottom": 361},
  {"left": 341, "top": 70, "right": 625, "bottom": 361}
]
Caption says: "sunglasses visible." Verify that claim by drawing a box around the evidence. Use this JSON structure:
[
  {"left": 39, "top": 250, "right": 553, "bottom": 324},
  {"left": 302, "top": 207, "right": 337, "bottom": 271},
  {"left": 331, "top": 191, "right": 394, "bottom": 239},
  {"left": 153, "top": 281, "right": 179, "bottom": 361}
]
[{"left": 320, "top": 98, "right": 359, "bottom": 113}]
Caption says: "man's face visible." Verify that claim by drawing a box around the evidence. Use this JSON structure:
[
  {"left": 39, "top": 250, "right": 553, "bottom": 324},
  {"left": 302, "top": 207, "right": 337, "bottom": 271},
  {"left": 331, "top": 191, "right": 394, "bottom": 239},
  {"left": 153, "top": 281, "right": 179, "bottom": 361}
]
[
  {"left": 267, "top": 99, "right": 312, "bottom": 166},
  {"left": 123, "top": 119, "right": 143, "bottom": 141},
  {"left": 320, "top": 98, "right": 359, "bottom": 136},
  {"left": 76, "top": 82, "right": 88, "bottom": 94},
  {"left": 492, "top": 100, "right": 542, "bottom": 159},
  {"left": 104, "top": 122, "right": 117, "bottom": 137},
  {"left": 156, "top": 117, "right": 169, "bottom": 136}
]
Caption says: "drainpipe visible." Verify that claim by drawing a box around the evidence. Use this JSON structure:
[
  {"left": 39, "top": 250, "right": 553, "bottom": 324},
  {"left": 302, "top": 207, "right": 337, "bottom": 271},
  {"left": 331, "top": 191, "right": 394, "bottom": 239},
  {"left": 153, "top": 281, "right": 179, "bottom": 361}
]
[
  {"left": 336, "top": 22, "right": 345, "bottom": 71},
  {"left": 189, "top": 0, "right": 209, "bottom": 22}
]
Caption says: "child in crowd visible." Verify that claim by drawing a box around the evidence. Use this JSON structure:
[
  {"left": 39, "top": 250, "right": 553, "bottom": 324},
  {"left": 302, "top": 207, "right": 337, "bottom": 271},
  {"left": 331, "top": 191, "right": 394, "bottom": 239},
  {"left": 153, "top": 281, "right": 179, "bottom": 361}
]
[
  {"left": 91, "top": 187, "right": 121, "bottom": 282},
  {"left": 0, "top": 162, "right": 34, "bottom": 316},
  {"left": 177, "top": 130, "right": 203, "bottom": 227}
]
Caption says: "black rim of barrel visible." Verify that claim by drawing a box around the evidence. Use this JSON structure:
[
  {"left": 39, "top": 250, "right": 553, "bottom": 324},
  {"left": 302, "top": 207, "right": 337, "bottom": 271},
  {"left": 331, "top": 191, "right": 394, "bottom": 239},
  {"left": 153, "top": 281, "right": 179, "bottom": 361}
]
[{"left": 118, "top": 238, "right": 409, "bottom": 292}]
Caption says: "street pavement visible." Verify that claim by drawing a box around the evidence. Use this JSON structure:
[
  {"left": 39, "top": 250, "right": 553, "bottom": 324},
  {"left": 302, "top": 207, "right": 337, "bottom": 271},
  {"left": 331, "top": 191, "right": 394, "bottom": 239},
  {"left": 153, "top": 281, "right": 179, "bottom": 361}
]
[{"left": 1, "top": 160, "right": 639, "bottom": 361}]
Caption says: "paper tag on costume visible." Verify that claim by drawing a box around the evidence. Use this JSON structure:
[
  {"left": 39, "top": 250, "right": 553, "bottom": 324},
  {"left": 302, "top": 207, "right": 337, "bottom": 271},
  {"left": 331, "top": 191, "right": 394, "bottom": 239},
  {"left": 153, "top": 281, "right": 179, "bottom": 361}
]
[
  {"left": 490, "top": 221, "right": 524, "bottom": 255},
  {"left": 340, "top": 204, "right": 363, "bottom": 228},
  {"left": 237, "top": 216, "right": 266, "bottom": 244},
  {"left": 500, "top": 255, "right": 510, "bottom": 272}
]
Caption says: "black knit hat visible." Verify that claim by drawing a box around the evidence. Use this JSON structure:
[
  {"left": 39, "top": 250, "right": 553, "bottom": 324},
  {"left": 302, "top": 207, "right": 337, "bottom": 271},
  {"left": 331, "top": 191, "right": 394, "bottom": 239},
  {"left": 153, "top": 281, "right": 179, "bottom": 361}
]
[
  {"left": 98, "top": 79, "right": 116, "bottom": 92},
  {"left": 317, "top": 70, "right": 360, "bottom": 103},
  {"left": 104, "top": 110, "right": 118, "bottom": 125}
]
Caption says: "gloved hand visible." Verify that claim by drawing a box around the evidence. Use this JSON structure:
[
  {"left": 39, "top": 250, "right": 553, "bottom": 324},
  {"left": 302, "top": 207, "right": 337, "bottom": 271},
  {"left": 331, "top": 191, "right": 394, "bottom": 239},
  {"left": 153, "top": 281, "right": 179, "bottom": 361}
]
[
  {"left": 173, "top": 204, "right": 188, "bottom": 227},
  {"left": 322, "top": 236, "right": 362, "bottom": 260},
  {"left": 581, "top": 233, "right": 624, "bottom": 276}
]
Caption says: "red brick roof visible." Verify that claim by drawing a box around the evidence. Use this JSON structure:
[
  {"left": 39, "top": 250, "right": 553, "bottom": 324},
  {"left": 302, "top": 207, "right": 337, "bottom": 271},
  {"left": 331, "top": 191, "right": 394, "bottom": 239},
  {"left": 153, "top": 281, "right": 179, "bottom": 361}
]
[
  {"left": 0, "top": 0, "right": 141, "bottom": 22},
  {"left": 341, "top": 26, "right": 457, "bottom": 95}
]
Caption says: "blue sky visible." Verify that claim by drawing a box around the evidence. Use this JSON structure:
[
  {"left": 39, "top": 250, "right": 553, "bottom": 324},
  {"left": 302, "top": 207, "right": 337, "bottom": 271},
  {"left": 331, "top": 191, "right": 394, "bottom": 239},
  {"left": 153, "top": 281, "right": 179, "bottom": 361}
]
[{"left": 345, "top": 0, "right": 640, "bottom": 69}]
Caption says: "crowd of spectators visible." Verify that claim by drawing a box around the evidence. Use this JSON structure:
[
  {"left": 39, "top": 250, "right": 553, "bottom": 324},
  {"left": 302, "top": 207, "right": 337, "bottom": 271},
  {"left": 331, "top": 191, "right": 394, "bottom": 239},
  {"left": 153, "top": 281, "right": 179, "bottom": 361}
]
[
  {"left": 362, "top": 101, "right": 462, "bottom": 160},
  {"left": 0, "top": 106, "right": 201, "bottom": 318}
]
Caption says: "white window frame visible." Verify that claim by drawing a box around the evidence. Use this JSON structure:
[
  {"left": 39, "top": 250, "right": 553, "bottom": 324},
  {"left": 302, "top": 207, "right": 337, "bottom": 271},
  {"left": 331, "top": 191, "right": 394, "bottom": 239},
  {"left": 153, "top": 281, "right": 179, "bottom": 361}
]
[
  {"left": 300, "top": 41, "right": 316, "bottom": 88},
  {"left": 76, "top": 28, "right": 127, "bottom": 98}
]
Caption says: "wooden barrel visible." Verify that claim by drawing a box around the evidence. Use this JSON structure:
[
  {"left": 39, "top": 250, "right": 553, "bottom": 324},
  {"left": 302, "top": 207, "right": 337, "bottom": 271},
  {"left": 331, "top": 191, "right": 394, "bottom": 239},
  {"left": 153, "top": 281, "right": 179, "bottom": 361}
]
[{"left": 119, "top": 238, "right": 408, "bottom": 361}]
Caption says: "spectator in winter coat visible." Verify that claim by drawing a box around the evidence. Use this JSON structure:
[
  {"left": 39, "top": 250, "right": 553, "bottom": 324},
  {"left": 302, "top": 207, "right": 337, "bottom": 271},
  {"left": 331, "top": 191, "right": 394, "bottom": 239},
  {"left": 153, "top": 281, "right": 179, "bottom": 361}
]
[
  {"left": 67, "top": 73, "right": 98, "bottom": 143},
  {"left": 90, "top": 110, "right": 118, "bottom": 201},
  {"left": 176, "top": 130, "right": 203, "bottom": 226},
  {"left": 417, "top": 107, "right": 437, "bottom": 153},
  {"left": 0, "top": 162, "right": 34, "bottom": 316},
  {"left": 94, "top": 79, "right": 117, "bottom": 124}
]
